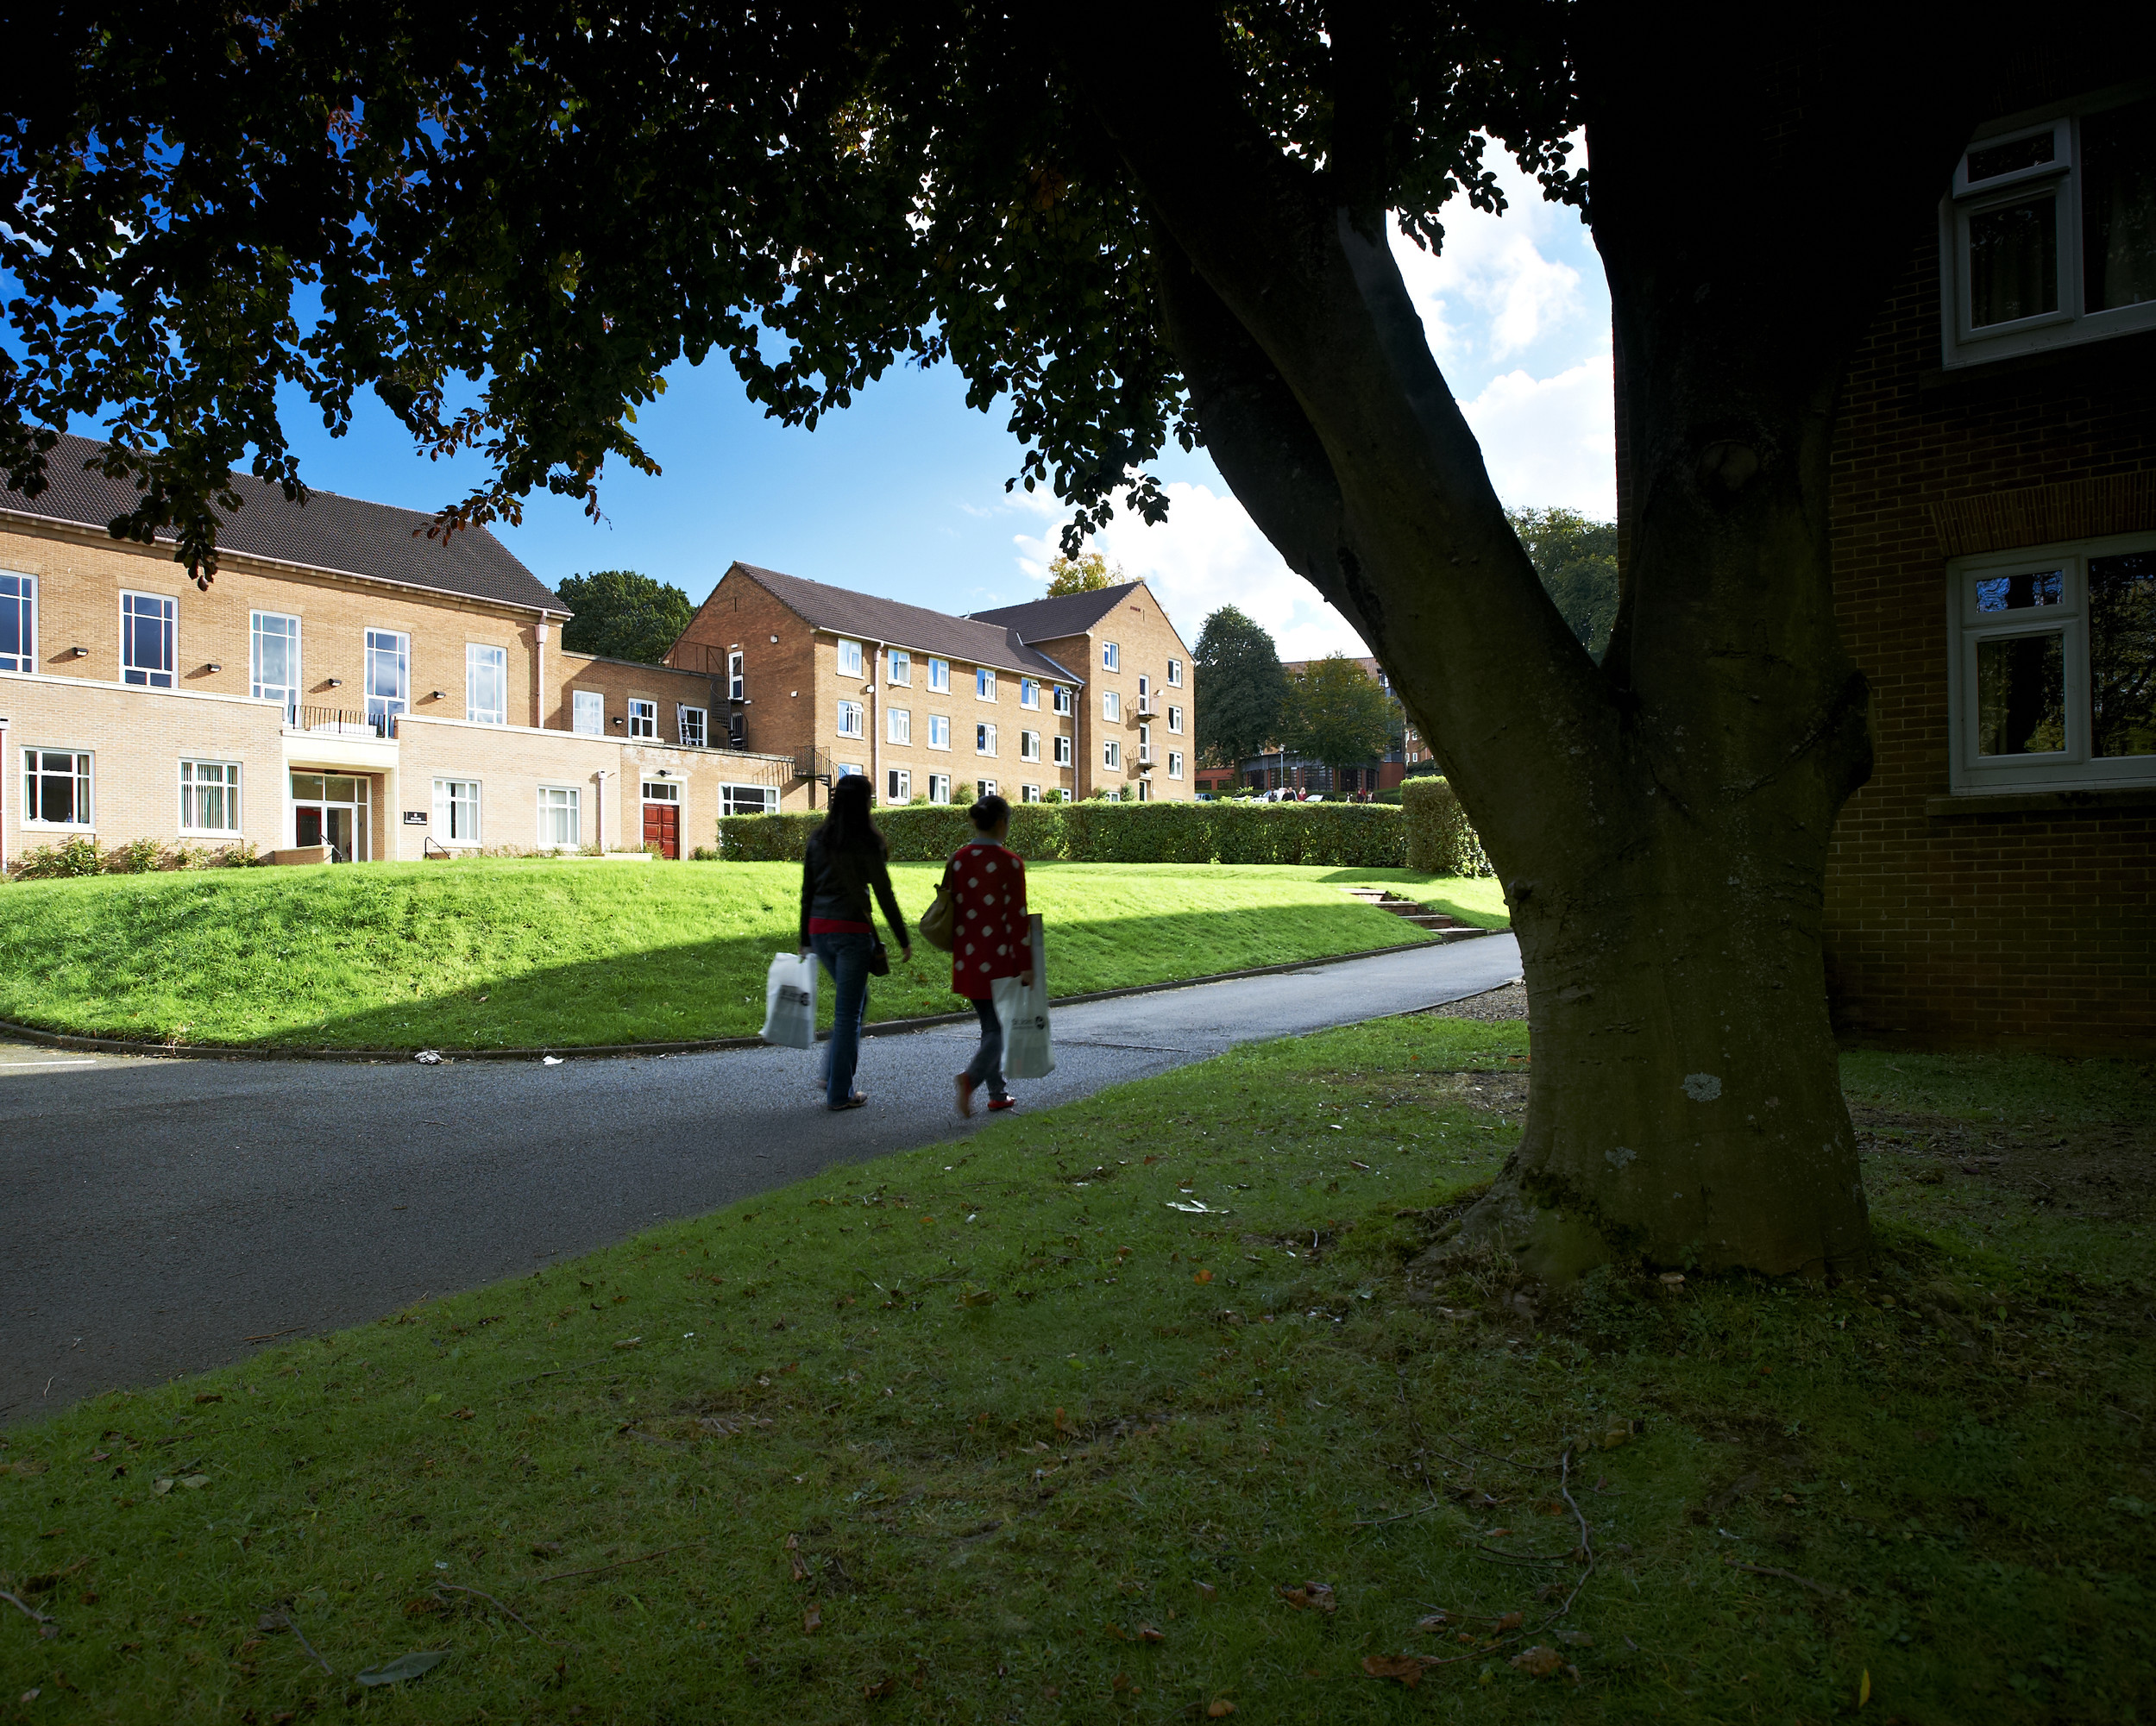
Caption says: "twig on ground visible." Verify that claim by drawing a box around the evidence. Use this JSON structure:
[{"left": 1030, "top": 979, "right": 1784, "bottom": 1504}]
[
  {"left": 1466, "top": 1541, "right": 1574, "bottom": 1566},
  {"left": 1, "top": 1589, "right": 57, "bottom": 1632},
  {"left": 242, "top": 1326, "right": 305, "bottom": 1345},
  {"left": 1443, "top": 1434, "right": 1559, "bottom": 1473},
  {"left": 1544, "top": 1444, "right": 1597, "bottom": 1620},
  {"left": 1724, "top": 1558, "right": 1843, "bottom": 1597},
  {"left": 434, "top": 1584, "right": 559, "bottom": 1643},
  {"left": 1352, "top": 1497, "right": 1446, "bottom": 1528},
  {"left": 537, "top": 1542, "right": 703, "bottom": 1585},
  {"left": 509, "top": 1356, "right": 612, "bottom": 1388},
  {"left": 263, "top": 1606, "right": 333, "bottom": 1675}
]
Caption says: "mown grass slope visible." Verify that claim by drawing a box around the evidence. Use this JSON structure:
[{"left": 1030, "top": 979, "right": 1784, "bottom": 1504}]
[{"left": 0, "top": 859, "right": 1505, "bottom": 1050}]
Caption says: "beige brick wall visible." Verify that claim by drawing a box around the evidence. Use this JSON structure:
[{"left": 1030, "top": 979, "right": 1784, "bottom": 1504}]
[
  {"left": 859, "top": 643, "right": 1075, "bottom": 806},
  {"left": 544, "top": 643, "right": 720, "bottom": 745},
  {"left": 1030, "top": 583, "right": 1196, "bottom": 800},
  {"left": 667, "top": 572, "right": 818, "bottom": 761},
  {"left": 0, "top": 518, "right": 549, "bottom": 725}
]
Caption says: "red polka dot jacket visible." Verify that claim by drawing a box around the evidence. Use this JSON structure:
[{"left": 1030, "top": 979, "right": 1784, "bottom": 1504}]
[{"left": 941, "top": 839, "right": 1032, "bottom": 1001}]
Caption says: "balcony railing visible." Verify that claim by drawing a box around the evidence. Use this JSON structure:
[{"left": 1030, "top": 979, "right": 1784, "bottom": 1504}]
[{"left": 290, "top": 705, "right": 399, "bottom": 739}]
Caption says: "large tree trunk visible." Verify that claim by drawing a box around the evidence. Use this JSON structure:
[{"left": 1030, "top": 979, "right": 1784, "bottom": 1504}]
[{"left": 1067, "top": 12, "right": 1984, "bottom": 1279}]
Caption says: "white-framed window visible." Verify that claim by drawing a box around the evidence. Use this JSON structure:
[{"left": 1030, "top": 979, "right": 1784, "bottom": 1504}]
[
  {"left": 1020, "top": 729, "right": 1040, "bottom": 762},
  {"left": 837, "top": 699, "right": 864, "bottom": 738},
  {"left": 1103, "top": 641, "right": 1120, "bottom": 672},
  {"left": 1947, "top": 532, "right": 2156, "bottom": 793},
  {"left": 642, "top": 778, "right": 680, "bottom": 803},
  {"left": 572, "top": 689, "right": 604, "bottom": 735},
  {"left": 928, "top": 772, "right": 951, "bottom": 803},
  {"left": 364, "top": 629, "right": 409, "bottom": 731},
  {"left": 432, "top": 777, "right": 481, "bottom": 844},
  {"left": 22, "top": 748, "right": 91, "bottom": 827},
  {"left": 836, "top": 761, "right": 864, "bottom": 780},
  {"left": 1103, "top": 738, "right": 1122, "bottom": 769},
  {"left": 1103, "top": 689, "right": 1122, "bottom": 721},
  {"left": 1136, "top": 776, "right": 1151, "bottom": 802},
  {"left": 727, "top": 650, "right": 745, "bottom": 701},
  {"left": 928, "top": 656, "right": 951, "bottom": 693},
  {"left": 178, "top": 759, "right": 241, "bottom": 834},
  {"left": 1941, "top": 93, "right": 2156, "bottom": 369},
  {"left": 888, "top": 706, "right": 911, "bottom": 744},
  {"left": 1138, "top": 674, "right": 1151, "bottom": 711},
  {"left": 888, "top": 767, "right": 912, "bottom": 802},
  {"left": 1053, "top": 684, "right": 1073, "bottom": 715},
  {"left": 537, "top": 784, "right": 581, "bottom": 850},
  {"left": 976, "top": 667, "right": 996, "bottom": 700},
  {"left": 1168, "top": 750, "right": 1185, "bottom": 780},
  {"left": 249, "top": 612, "right": 300, "bottom": 717},
  {"left": 1139, "top": 721, "right": 1152, "bottom": 763},
  {"left": 0, "top": 571, "right": 35, "bottom": 673},
  {"left": 121, "top": 591, "right": 176, "bottom": 688},
  {"left": 1168, "top": 704, "right": 1184, "bottom": 734},
  {"left": 927, "top": 714, "right": 951, "bottom": 750},
  {"left": 837, "top": 638, "right": 864, "bottom": 676},
  {"left": 1167, "top": 657, "right": 1183, "bottom": 687},
  {"left": 888, "top": 650, "right": 911, "bottom": 687},
  {"left": 628, "top": 698, "right": 658, "bottom": 739},
  {"left": 466, "top": 643, "right": 508, "bottom": 725},
  {"left": 720, "top": 783, "right": 777, "bottom": 815},
  {"left": 977, "top": 721, "right": 997, "bottom": 756},
  {"left": 1053, "top": 734, "right": 1072, "bottom": 766},
  {"left": 1021, "top": 783, "right": 1041, "bottom": 802},
  {"left": 1020, "top": 677, "right": 1040, "bottom": 708},
  {"left": 678, "top": 705, "right": 707, "bottom": 747},
  {"left": 978, "top": 777, "right": 997, "bottom": 796}
]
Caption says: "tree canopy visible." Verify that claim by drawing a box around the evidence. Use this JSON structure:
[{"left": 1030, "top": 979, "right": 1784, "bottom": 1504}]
[
  {"left": 1193, "top": 605, "right": 1288, "bottom": 769},
  {"left": 1043, "top": 550, "right": 1119, "bottom": 596},
  {"left": 556, "top": 569, "right": 695, "bottom": 666},
  {"left": 1279, "top": 655, "right": 1396, "bottom": 777},
  {"left": 1511, "top": 507, "right": 1618, "bottom": 662}
]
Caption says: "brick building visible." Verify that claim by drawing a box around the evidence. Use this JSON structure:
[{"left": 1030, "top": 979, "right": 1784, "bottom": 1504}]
[
  {"left": 968, "top": 581, "right": 1198, "bottom": 800},
  {"left": 1619, "top": 78, "right": 2154, "bottom": 1052},
  {"left": 0, "top": 436, "right": 800, "bottom": 868},
  {"left": 668, "top": 568, "right": 1199, "bottom": 804}
]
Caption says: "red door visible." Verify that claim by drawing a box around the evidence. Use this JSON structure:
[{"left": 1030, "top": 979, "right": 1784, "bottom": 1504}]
[{"left": 642, "top": 800, "right": 679, "bottom": 858}]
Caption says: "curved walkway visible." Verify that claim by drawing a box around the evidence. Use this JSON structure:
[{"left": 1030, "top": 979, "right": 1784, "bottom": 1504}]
[{"left": 0, "top": 936, "right": 1520, "bottom": 1424}]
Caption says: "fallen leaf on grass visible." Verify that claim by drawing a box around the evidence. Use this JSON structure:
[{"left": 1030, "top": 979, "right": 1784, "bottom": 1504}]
[
  {"left": 355, "top": 1650, "right": 449, "bottom": 1686},
  {"left": 450, "top": 1409, "right": 475, "bottom": 1421},
  {"left": 1136, "top": 1623, "right": 1164, "bottom": 1643},
  {"left": 1492, "top": 1611, "right": 1524, "bottom": 1633},
  {"left": 1416, "top": 1612, "right": 1450, "bottom": 1632},
  {"left": 1192, "top": 1270, "right": 1213, "bottom": 1285},
  {"left": 1362, "top": 1654, "right": 1428, "bottom": 1687},
  {"left": 179, "top": 1475, "right": 210, "bottom": 1491},
  {"left": 613, "top": 1337, "right": 643, "bottom": 1350},
  {"left": 802, "top": 1604, "right": 822, "bottom": 1634},
  {"left": 1193, "top": 1581, "right": 1217, "bottom": 1600},
  {"left": 193, "top": 1394, "right": 221, "bottom": 1405},
  {"left": 863, "top": 1674, "right": 896, "bottom": 1698},
  {"left": 1278, "top": 1582, "right": 1336, "bottom": 1614},
  {"left": 1206, "top": 1703, "right": 1237, "bottom": 1717},
  {"left": 1510, "top": 1645, "right": 1563, "bottom": 1679}
]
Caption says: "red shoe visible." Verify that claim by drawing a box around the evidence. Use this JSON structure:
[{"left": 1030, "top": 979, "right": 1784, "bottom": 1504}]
[
  {"left": 986, "top": 1096, "right": 1016, "bottom": 1112},
  {"left": 955, "top": 1074, "right": 977, "bottom": 1118}
]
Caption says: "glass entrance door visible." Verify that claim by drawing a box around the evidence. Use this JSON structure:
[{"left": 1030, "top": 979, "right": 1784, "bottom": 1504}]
[{"left": 290, "top": 772, "right": 371, "bottom": 861}]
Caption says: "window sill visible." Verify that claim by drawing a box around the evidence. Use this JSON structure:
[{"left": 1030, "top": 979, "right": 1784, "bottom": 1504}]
[
  {"left": 1920, "top": 323, "right": 2156, "bottom": 403},
  {"left": 1927, "top": 785, "right": 2156, "bottom": 818}
]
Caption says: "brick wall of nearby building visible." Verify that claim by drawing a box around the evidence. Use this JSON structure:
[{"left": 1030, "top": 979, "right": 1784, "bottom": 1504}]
[
  {"left": 0, "top": 520, "right": 549, "bottom": 725},
  {"left": 857, "top": 643, "right": 1074, "bottom": 806},
  {"left": 1031, "top": 586, "right": 1197, "bottom": 800},
  {"left": 1820, "top": 241, "right": 2156, "bottom": 1052},
  {"left": 545, "top": 644, "right": 721, "bottom": 749},
  {"left": 665, "top": 573, "right": 817, "bottom": 761}
]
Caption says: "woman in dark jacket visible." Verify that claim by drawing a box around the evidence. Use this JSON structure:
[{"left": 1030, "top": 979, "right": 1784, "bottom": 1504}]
[{"left": 798, "top": 774, "right": 910, "bottom": 1110}]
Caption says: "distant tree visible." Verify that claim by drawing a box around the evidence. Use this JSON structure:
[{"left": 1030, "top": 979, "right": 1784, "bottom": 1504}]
[
  {"left": 557, "top": 570, "right": 694, "bottom": 665},
  {"left": 1194, "top": 606, "right": 1288, "bottom": 770},
  {"left": 1509, "top": 508, "right": 1619, "bottom": 662},
  {"left": 1044, "top": 550, "right": 1119, "bottom": 595},
  {"left": 1279, "top": 655, "right": 1395, "bottom": 786}
]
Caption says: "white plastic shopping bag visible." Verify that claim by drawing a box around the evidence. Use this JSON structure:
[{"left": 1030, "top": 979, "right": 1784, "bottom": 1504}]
[
  {"left": 992, "top": 915, "right": 1054, "bottom": 1079},
  {"left": 762, "top": 951, "right": 818, "bottom": 1049}
]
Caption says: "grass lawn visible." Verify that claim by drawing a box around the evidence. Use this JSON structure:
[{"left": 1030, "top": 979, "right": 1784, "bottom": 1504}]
[
  {"left": 0, "top": 860, "right": 1502, "bottom": 1051},
  {"left": 3, "top": 1016, "right": 2147, "bottom": 1723}
]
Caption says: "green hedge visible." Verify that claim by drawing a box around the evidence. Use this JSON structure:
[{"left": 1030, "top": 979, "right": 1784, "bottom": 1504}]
[
  {"left": 1401, "top": 777, "right": 1491, "bottom": 876},
  {"left": 711, "top": 800, "right": 1422, "bottom": 868}
]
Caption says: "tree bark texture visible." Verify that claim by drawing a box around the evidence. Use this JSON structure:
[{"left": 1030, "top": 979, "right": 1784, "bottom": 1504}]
[{"left": 1065, "top": 9, "right": 1990, "bottom": 1278}]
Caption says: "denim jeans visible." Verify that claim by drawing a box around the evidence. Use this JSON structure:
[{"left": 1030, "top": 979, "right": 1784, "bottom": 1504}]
[
  {"left": 810, "top": 932, "right": 872, "bottom": 1107},
  {"left": 964, "top": 995, "right": 1009, "bottom": 1102}
]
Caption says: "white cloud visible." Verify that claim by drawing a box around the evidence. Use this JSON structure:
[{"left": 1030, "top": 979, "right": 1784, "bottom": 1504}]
[{"left": 1459, "top": 351, "right": 1617, "bottom": 519}]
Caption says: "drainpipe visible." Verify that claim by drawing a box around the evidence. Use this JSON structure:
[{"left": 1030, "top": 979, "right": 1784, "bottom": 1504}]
[
  {"left": 534, "top": 617, "right": 548, "bottom": 729},
  {"left": 866, "top": 638, "right": 885, "bottom": 803},
  {"left": 0, "top": 714, "right": 9, "bottom": 875}
]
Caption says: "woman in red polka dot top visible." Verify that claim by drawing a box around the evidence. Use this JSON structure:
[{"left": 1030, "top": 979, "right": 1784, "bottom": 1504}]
[{"left": 943, "top": 793, "right": 1031, "bottom": 1115}]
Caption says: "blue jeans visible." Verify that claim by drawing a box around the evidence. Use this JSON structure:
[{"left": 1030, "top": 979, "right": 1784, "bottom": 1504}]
[
  {"left": 965, "top": 996, "right": 1009, "bottom": 1102},
  {"left": 810, "top": 932, "right": 872, "bottom": 1107}
]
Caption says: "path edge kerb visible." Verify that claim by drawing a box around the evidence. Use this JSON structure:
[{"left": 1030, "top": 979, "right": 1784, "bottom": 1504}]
[{"left": 0, "top": 931, "right": 1497, "bottom": 1064}]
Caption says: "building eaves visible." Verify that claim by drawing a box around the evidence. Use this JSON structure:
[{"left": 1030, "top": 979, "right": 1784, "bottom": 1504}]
[{"left": 964, "top": 581, "right": 1143, "bottom": 642}]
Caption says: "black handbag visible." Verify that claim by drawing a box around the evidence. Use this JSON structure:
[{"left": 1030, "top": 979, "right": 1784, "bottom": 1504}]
[{"left": 868, "top": 938, "right": 890, "bottom": 977}]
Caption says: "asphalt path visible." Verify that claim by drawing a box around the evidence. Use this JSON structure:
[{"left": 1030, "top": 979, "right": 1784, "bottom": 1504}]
[{"left": 0, "top": 935, "right": 1520, "bottom": 1424}]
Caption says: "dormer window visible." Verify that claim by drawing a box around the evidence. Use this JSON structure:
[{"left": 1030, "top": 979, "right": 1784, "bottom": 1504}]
[{"left": 1942, "top": 91, "right": 2156, "bottom": 367}]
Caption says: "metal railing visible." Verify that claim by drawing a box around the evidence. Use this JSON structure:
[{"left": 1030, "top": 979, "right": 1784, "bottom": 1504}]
[{"left": 290, "top": 705, "right": 399, "bottom": 740}]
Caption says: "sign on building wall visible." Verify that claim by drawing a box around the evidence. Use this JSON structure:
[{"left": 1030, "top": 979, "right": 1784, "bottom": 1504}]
[{"left": 403, "top": 810, "right": 429, "bottom": 825}]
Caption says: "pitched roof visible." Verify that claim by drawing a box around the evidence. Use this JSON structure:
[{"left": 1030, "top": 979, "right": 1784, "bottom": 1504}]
[
  {"left": 0, "top": 434, "right": 566, "bottom": 616},
  {"left": 965, "top": 580, "right": 1147, "bottom": 643},
  {"left": 725, "top": 562, "right": 1083, "bottom": 683}
]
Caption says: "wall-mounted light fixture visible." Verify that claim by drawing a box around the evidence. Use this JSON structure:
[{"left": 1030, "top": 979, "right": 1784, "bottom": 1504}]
[
  {"left": 770, "top": 634, "right": 778, "bottom": 643},
  {"left": 612, "top": 715, "right": 625, "bottom": 726},
  {"left": 327, "top": 677, "right": 343, "bottom": 688},
  {"left": 204, "top": 662, "right": 223, "bottom": 674},
  {"left": 70, "top": 645, "right": 88, "bottom": 658},
  {"left": 429, "top": 690, "right": 445, "bottom": 700}
]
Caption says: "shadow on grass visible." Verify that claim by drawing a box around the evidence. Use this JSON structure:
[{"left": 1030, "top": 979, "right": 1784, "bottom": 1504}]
[{"left": 1311, "top": 866, "right": 1512, "bottom": 928}]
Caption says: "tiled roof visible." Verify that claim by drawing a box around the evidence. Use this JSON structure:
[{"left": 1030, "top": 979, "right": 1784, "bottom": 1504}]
[
  {"left": 728, "top": 563, "right": 1083, "bottom": 683},
  {"left": 965, "top": 581, "right": 1144, "bottom": 643},
  {"left": 0, "top": 434, "right": 567, "bottom": 616}
]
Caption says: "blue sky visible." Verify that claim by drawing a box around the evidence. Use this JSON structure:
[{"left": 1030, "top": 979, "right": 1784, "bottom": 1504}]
[{"left": 258, "top": 155, "right": 1613, "bottom": 660}]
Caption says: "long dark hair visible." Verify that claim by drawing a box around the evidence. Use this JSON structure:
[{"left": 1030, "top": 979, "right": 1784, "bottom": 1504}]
[{"left": 819, "top": 772, "right": 885, "bottom": 856}]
